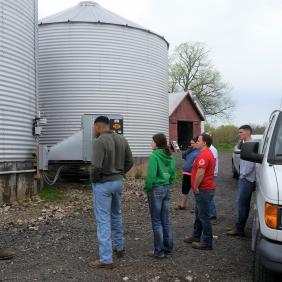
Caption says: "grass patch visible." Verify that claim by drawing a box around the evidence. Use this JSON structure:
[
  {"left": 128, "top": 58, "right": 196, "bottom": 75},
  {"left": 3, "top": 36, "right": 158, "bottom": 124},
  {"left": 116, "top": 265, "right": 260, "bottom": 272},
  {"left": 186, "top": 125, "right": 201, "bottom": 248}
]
[
  {"left": 39, "top": 184, "right": 64, "bottom": 202},
  {"left": 176, "top": 171, "right": 183, "bottom": 182},
  {"left": 216, "top": 143, "right": 234, "bottom": 153}
]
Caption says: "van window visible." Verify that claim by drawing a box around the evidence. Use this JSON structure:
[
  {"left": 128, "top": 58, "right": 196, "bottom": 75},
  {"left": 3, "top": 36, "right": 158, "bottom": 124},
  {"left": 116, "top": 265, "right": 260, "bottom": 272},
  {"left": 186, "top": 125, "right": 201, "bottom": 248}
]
[
  {"left": 268, "top": 112, "right": 282, "bottom": 164},
  {"left": 273, "top": 123, "right": 282, "bottom": 162},
  {"left": 262, "top": 115, "right": 275, "bottom": 154}
]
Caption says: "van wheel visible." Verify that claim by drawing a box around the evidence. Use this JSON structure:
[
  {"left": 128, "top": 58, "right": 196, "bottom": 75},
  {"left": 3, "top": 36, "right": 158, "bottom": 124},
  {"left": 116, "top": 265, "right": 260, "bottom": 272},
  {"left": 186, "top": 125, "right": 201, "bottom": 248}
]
[
  {"left": 232, "top": 160, "right": 239, "bottom": 179},
  {"left": 253, "top": 232, "right": 276, "bottom": 282}
]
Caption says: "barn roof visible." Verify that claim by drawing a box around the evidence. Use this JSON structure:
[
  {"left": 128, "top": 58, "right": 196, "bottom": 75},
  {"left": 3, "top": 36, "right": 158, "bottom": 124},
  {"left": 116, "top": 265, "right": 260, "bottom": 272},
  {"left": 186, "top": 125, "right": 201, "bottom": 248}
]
[{"left": 169, "top": 91, "right": 205, "bottom": 120}]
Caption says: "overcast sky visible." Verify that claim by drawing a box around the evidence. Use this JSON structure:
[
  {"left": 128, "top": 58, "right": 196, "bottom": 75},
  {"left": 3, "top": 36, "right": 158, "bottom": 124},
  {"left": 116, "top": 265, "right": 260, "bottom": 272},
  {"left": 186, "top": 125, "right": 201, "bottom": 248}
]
[{"left": 38, "top": 0, "right": 282, "bottom": 126}]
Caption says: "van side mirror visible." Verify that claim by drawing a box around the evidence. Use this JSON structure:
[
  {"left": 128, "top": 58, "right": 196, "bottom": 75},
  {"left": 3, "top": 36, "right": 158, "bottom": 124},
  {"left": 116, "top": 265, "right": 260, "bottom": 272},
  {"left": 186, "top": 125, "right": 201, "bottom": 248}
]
[
  {"left": 241, "top": 142, "right": 263, "bottom": 164},
  {"left": 234, "top": 148, "right": 241, "bottom": 154}
]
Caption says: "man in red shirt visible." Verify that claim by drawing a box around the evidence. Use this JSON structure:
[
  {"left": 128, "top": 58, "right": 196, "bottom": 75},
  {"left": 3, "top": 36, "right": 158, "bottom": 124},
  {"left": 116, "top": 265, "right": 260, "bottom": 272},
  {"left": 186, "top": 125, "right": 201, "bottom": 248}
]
[{"left": 184, "top": 133, "right": 216, "bottom": 250}]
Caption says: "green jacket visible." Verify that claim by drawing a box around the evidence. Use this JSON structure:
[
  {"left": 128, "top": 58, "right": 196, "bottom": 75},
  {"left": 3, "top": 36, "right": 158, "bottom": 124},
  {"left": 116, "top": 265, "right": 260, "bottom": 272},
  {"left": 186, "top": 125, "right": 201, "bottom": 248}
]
[{"left": 144, "top": 148, "right": 176, "bottom": 192}]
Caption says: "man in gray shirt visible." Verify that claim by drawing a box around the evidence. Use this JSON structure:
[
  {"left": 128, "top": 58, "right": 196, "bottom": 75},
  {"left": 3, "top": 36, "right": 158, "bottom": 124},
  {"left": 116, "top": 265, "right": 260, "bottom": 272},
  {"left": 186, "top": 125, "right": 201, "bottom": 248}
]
[
  {"left": 227, "top": 125, "right": 256, "bottom": 236},
  {"left": 88, "top": 116, "right": 133, "bottom": 269}
]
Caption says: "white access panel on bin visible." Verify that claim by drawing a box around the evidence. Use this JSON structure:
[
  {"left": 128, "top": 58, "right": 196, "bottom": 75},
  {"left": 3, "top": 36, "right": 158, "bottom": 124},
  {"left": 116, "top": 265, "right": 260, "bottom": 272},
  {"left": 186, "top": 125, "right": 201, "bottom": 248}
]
[
  {"left": 47, "top": 114, "right": 123, "bottom": 162},
  {"left": 82, "top": 114, "right": 123, "bottom": 162}
]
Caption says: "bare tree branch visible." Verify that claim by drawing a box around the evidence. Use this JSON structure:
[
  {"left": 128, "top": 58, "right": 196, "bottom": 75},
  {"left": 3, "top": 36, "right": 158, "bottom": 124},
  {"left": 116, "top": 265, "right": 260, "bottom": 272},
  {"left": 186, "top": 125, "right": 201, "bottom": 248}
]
[{"left": 169, "top": 42, "right": 235, "bottom": 119}]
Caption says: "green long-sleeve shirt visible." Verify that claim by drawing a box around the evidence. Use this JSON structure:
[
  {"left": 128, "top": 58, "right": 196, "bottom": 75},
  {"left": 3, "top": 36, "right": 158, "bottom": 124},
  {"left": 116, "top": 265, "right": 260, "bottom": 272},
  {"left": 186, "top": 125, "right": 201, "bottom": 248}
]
[
  {"left": 144, "top": 148, "right": 176, "bottom": 192},
  {"left": 91, "top": 131, "right": 133, "bottom": 183}
]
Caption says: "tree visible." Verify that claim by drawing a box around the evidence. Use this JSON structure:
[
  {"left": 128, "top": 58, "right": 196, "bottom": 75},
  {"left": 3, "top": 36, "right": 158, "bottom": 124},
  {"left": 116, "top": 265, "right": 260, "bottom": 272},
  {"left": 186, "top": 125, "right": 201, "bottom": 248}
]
[
  {"left": 250, "top": 123, "right": 267, "bottom": 134},
  {"left": 169, "top": 42, "right": 235, "bottom": 119},
  {"left": 204, "top": 123, "right": 238, "bottom": 151},
  {"left": 212, "top": 125, "right": 238, "bottom": 146}
]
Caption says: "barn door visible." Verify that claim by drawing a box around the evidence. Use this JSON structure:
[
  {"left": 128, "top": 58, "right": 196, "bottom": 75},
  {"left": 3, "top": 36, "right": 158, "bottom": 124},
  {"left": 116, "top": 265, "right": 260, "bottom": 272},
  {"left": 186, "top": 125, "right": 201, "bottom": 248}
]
[{"left": 177, "top": 121, "right": 193, "bottom": 150}]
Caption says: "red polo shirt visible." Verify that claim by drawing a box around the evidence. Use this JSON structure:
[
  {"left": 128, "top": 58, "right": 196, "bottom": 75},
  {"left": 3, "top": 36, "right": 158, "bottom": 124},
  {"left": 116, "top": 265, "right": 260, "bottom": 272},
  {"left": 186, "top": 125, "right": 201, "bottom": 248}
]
[{"left": 191, "top": 148, "right": 216, "bottom": 190}]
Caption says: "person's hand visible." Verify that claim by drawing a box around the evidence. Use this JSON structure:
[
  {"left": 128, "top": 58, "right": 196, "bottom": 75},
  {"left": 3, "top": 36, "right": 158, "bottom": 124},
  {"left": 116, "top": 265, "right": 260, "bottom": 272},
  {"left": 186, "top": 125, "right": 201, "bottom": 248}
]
[{"left": 194, "top": 188, "right": 199, "bottom": 194}]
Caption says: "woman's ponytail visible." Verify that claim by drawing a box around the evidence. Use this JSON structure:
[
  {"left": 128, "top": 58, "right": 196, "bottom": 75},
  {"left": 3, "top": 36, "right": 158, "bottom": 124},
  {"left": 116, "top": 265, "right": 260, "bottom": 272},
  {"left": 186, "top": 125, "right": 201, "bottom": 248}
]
[
  {"left": 164, "top": 143, "right": 172, "bottom": 155},
  {"left": 152, "top": 133, "right": 172, "bottom": 155}
]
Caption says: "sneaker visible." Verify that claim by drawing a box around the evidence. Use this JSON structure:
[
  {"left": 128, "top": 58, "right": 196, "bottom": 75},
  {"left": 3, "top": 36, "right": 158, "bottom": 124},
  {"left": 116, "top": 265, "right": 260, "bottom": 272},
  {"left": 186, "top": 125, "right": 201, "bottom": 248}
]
[
  {"left": 114, "top": 249, "right": 125, "bottom": 258},
  {"left": 88, "top": 260, "right": 114, "bottom": 269},
  {"left": 191, "top": 242, "right": 212, "bottom": 250},
  {"left": 226, "top": 228, "right": 245, "bottom": 237},
  {"left": 183, "top": 236, "right": 200, "bottom": 244},
  {"left": 0, "top": 248, "right": 15, "bottom": 260},
  {"left": 145, "top": 251, "right": 165, "bottom": 259}
]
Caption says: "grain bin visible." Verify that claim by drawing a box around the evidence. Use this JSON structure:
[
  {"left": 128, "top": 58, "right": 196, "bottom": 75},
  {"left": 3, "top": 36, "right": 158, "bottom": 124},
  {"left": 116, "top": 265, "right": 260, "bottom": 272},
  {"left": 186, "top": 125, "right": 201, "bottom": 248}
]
[
  {"left": 39, "top": 1, "right": 169, "bottom": 157},
  {"left": 0, "top": 0, "right": 38, "bottom": 204}
]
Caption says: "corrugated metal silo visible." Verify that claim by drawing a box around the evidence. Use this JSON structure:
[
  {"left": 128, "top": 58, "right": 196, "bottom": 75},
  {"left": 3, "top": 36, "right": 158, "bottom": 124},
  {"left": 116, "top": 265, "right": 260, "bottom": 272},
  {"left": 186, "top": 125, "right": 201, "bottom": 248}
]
[
  {"left": 39, "top": 1, "right": 169, "bottom": 157},
  {"left": 0, "top": 0, "right": 38, "bottom": 204}
]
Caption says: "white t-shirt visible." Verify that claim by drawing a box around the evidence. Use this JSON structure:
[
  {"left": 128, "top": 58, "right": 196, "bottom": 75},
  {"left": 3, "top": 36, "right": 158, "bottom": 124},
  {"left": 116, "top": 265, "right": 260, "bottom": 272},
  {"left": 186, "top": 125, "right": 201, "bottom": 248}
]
[{"left": 209, "top": 144, "right": 218, "bottom": 177}]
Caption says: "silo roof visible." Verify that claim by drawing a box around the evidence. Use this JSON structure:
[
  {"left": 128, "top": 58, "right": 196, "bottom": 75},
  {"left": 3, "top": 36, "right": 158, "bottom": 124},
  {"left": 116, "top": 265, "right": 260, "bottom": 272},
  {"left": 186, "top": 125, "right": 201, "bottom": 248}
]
[{"left": 39, "top": 1, "right": 169, "bottom": 47}]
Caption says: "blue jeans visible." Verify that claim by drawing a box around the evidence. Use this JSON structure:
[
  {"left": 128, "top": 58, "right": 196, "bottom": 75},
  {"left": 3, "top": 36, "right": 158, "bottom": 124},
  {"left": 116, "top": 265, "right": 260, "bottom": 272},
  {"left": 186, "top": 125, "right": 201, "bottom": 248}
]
[
  {"left": 210, "top": 196, "right": 217, "bottom": 219},
  {"left": 236, "top": 178, "right": 254, "bottom": 233},
  {"left": 92, "top": 179, "right": 124, "bottom": 264},
  {"left": 192, "top": 189, "right": 215, "bottom": 247},
  {"left": 210, "top": 177, "right": 218, "bottom": 219},
  {"left": 147, "top": 186, "right": 173, "bottom": 257}
]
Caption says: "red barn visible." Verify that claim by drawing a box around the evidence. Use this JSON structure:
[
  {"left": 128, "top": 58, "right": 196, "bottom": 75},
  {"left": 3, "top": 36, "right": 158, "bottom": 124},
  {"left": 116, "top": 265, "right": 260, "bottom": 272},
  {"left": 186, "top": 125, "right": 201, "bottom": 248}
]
[{"left": 169, "top": 91, "right": 205, "bottom": 150}]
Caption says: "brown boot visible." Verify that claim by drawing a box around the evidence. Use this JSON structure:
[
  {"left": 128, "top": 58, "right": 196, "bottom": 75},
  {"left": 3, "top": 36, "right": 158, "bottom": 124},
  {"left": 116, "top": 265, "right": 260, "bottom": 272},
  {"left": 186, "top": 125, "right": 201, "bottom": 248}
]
[
  {"left": 211, "top": 218, "right": 218, "bottom": 225},
  {"left": 145, "top": 251, "right": 165, "bottom": 259},
  {"left": 175, "top": 205, "right": 187, "bottom": 210},
  {"left": 191, "top": 242, "right": 212, "bottom": 250},
  {"left": 88, "top": 260, "right": 114, "bottom": 269},
  {"left": 226, "top": 228, "right": 245, "bottom": 237},
  {"left": 0, "top": 248, "right": 15, "bottom": 260},
  {"left": 183, "top": 236, "right": 200, "bottom": 244}
]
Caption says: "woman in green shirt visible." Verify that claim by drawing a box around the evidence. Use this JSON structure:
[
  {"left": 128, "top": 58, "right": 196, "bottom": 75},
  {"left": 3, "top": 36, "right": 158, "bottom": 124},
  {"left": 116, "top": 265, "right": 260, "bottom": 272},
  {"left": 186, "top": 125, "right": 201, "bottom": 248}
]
[{"left": 145, "top": 133, "right": 176, "bottom": 258}]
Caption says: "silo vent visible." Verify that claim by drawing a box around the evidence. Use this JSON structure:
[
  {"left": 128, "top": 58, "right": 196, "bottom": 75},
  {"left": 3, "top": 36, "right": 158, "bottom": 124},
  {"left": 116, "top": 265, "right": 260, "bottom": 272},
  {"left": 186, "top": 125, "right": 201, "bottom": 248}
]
[{"left": 80, "top": 1, "right": 98, "bottom": 6}]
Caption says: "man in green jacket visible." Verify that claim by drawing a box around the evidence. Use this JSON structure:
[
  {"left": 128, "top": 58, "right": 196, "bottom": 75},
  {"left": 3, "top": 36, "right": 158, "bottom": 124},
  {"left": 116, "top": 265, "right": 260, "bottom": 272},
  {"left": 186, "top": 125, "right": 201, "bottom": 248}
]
[{"left": 88, "top": 116, "right": 133, "bottom": 269}]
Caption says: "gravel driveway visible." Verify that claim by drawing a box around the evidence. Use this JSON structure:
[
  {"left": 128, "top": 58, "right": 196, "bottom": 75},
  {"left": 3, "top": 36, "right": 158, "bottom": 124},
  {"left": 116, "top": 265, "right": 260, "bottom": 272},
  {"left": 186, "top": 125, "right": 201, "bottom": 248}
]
[{"left": 0, "top": 153, "right": 255, "bottom": 281}]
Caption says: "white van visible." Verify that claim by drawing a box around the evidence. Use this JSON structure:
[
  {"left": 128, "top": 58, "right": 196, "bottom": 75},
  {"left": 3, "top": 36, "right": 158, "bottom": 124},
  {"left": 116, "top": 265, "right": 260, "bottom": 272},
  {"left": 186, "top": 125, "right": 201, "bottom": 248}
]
[{"left": 241, "top": 110, "right": 282, "bottom": 281}]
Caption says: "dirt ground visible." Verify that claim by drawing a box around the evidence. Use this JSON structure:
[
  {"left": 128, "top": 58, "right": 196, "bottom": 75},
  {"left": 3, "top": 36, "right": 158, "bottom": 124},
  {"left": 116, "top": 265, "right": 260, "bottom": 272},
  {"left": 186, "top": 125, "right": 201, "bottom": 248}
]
[{"left": 0, "top": 153, "right": 256, "bottom": 281}]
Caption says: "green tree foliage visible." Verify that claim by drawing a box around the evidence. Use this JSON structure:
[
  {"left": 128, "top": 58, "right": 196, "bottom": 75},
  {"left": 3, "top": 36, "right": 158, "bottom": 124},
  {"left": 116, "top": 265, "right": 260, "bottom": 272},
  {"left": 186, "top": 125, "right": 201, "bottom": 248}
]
[
  {"left": 250, "top": 123, "right": 267, "bottom": 134},
  {"left": 169, "top": 42, "right": 235, "bottom": 119},
  {"left": 205, "top": 124, "right": 238, "bottom": 152},
  {"left": 204, "top": 123, "right": 266, "bottom": 152}
]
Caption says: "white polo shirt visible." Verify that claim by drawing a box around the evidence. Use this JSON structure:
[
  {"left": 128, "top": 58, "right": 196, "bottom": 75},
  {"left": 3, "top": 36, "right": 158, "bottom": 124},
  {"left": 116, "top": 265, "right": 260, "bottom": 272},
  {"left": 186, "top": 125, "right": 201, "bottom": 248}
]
[{"left": 209, "top": 144, "right": 218, "bottom": 177}]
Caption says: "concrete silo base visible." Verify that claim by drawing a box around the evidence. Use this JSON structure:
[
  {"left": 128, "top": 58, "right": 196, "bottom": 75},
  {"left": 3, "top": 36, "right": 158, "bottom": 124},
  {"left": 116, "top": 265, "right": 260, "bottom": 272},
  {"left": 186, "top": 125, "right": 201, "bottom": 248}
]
[
  {"left": 0, "top": 162, "right": 39, "bottom": 205},
  {"left": 50, "top": 157, "right": 149, "bottom": 181}
]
